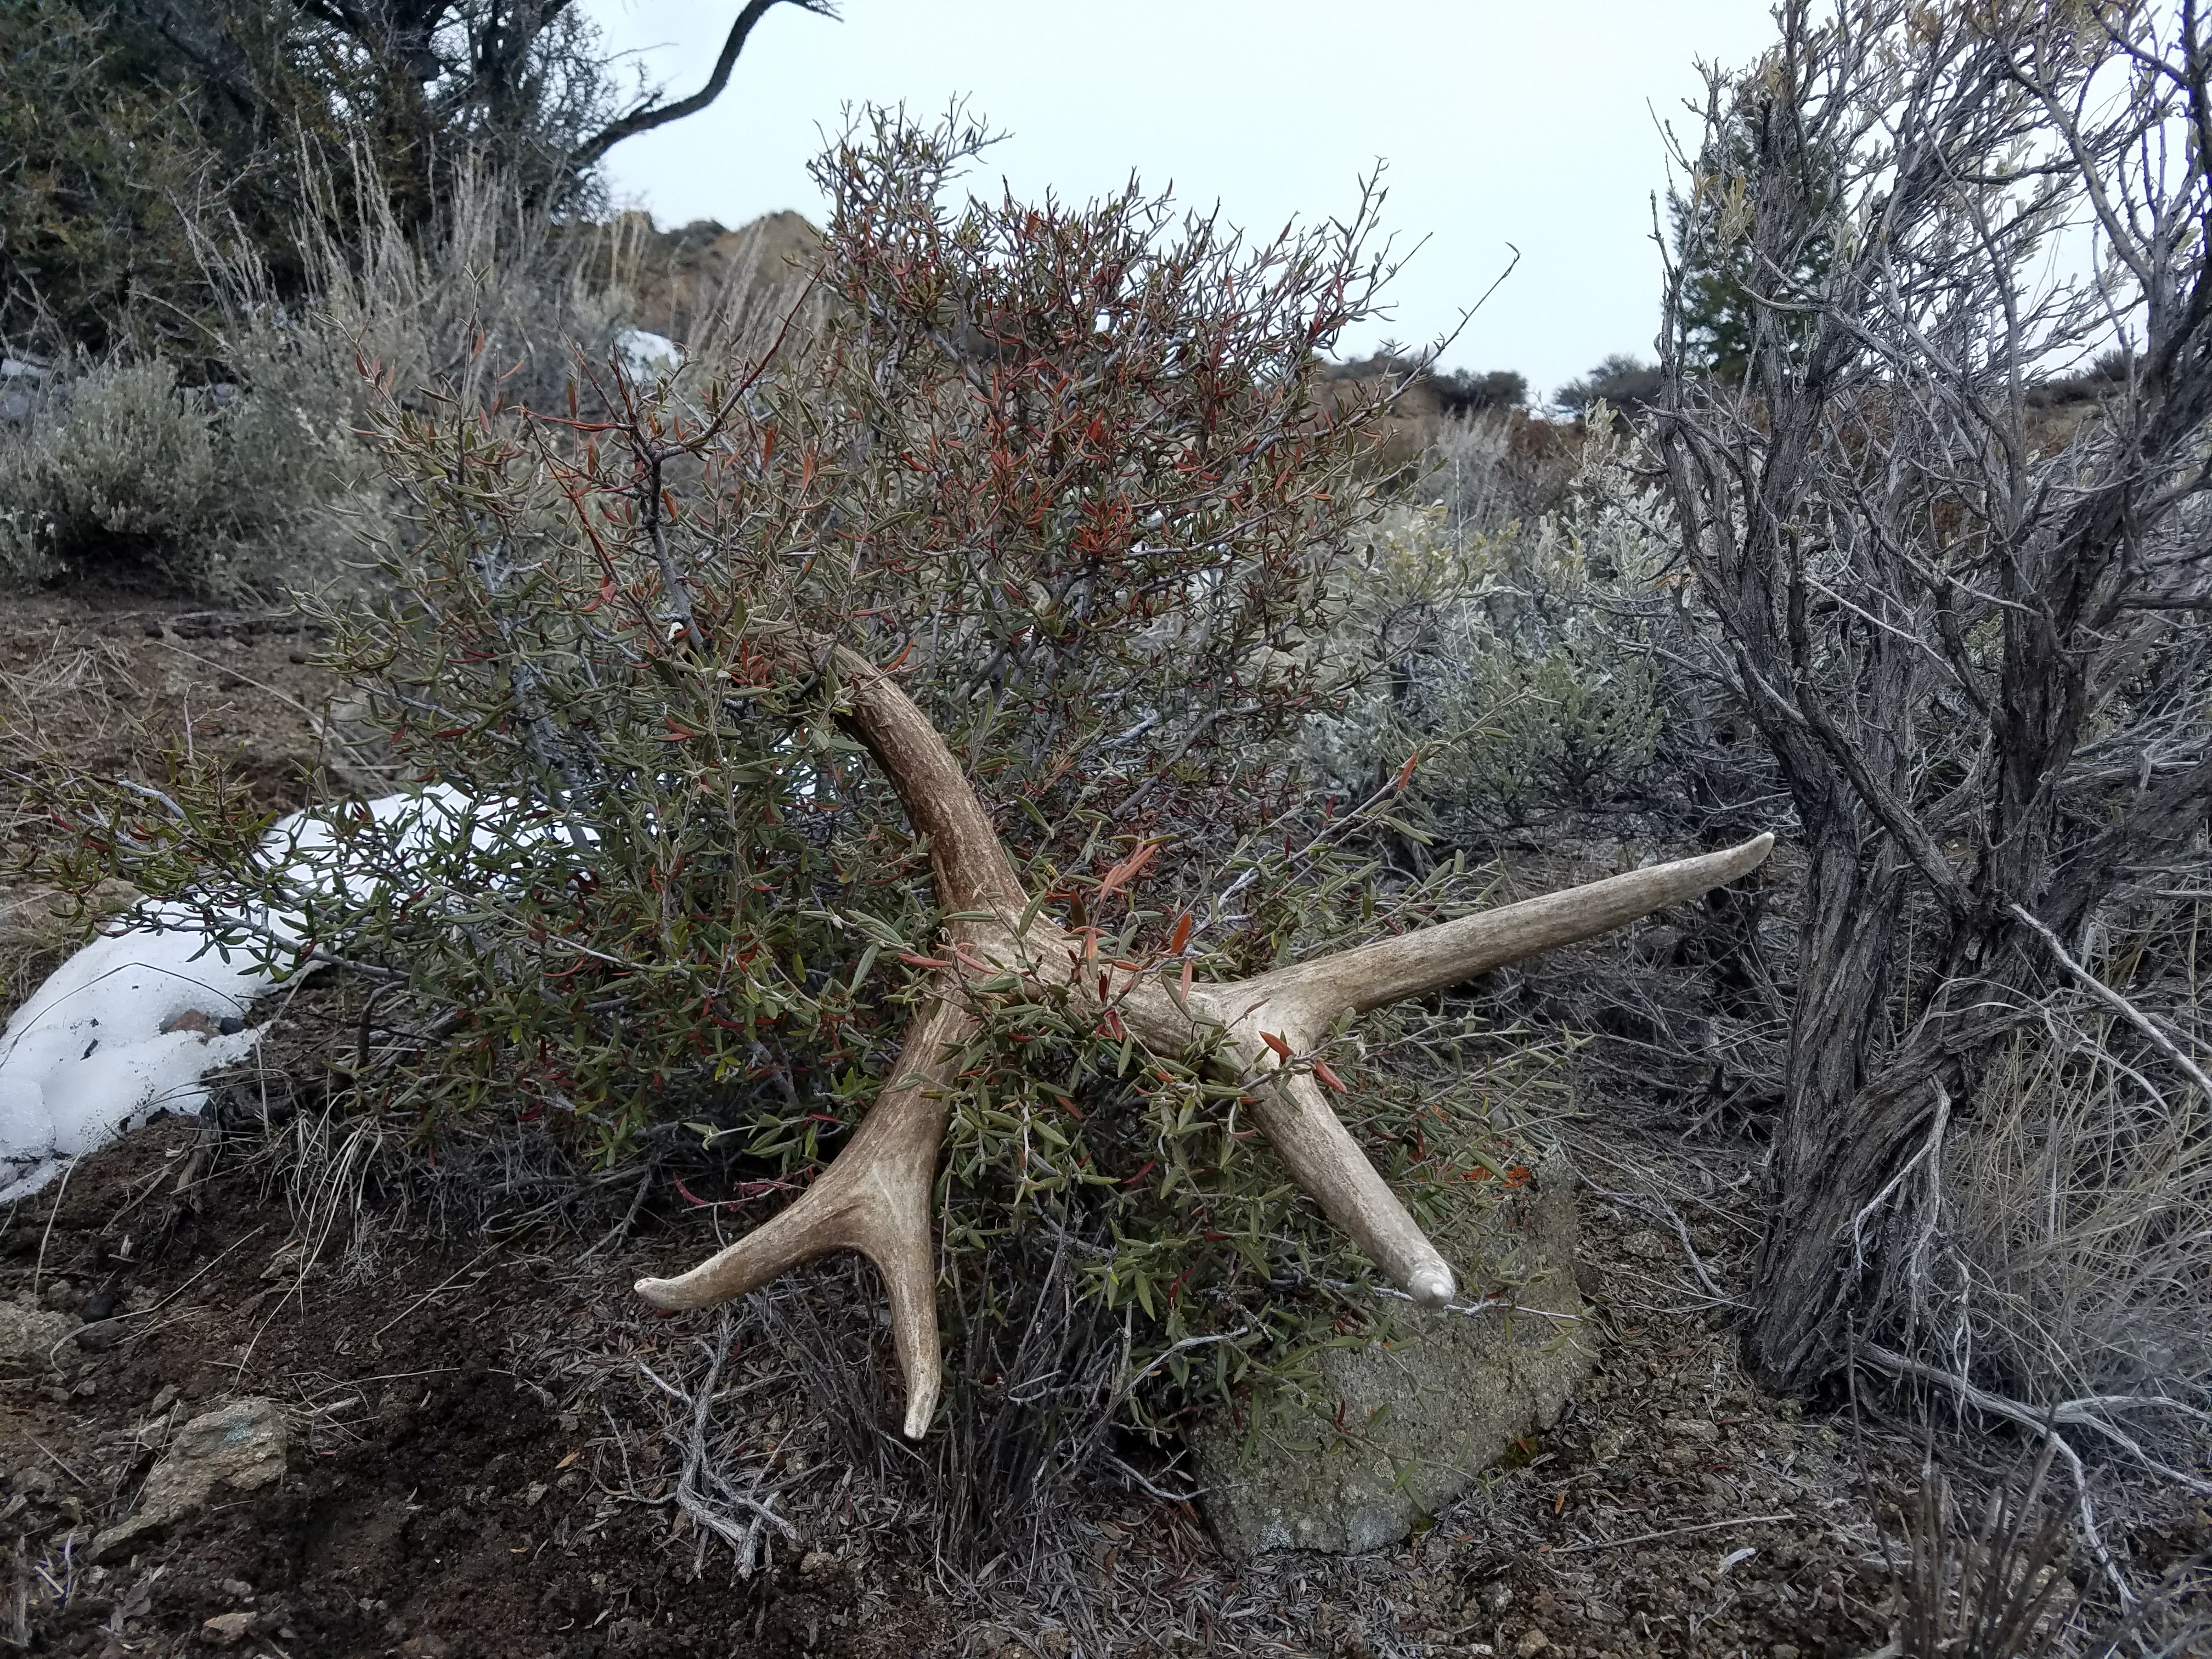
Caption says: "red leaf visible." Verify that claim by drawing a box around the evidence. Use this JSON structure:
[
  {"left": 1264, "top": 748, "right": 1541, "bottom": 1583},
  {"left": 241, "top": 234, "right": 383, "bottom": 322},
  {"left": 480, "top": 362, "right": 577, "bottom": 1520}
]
[
  {"left": 1167, "top": 911, "right": 1193, "bottom": 955},
  {"left": 1313, "top": 1059, "right": 1347, "bottom": 1094},
  {"left": 1259, "top": 1030, "right": 1293, "bottom": 1060},
  {"left": 1096, "top": 840, "right": 1160, "bottom": 901}
]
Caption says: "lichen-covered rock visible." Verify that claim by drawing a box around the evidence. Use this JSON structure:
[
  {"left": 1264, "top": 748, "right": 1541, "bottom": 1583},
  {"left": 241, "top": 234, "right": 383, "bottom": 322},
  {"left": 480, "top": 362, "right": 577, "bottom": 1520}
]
[
  {"left": 93, "top": 1396, "right": 288, "bottom": 1561},
  {"left": 1189, "top": 1149, "right": 1592, "bottom": 1556}
]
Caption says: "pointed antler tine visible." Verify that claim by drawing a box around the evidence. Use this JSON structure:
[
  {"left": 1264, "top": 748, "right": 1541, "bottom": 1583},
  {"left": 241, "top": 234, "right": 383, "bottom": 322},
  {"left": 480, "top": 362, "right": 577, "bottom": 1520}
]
[
  {"left": 635, "top": 1002, "right": 964, "bottom": 1440},
  {"left": 1211, "top": 834, "right": 1778, "bottom": 1309},
  {"left": 1251, "top": 833, "right": 1776, "bottom": 1023},
  {"left": 1247, "top": 1065, "right": 1455, "bottom": 1306},
  {"left": 632, "top": 1192, "right": 842, "bottom": 1310},
  {"left": 876, "top": 1228, "right": 945, "bottom": 1439}
]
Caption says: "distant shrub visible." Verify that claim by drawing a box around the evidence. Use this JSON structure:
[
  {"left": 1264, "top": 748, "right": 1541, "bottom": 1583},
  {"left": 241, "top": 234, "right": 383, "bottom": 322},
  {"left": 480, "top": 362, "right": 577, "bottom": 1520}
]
[
  {"left": 1, "top": 361, "right": 221, "bottom": 584},
  {"left": 1306, "top": 467, "right": 1667, "bottom": 849},
  {"left": 44, "top": 363, "right": 220, "bottom": 537},
  {"left": 1556, "top": 352, "right": 1662, "bottom": 413},
  {"left": 1432, "top": 366, "right": 1527, "bottom": 416},
  {"left": 1, "top": 142, "right": 642, "bottom": 599},
  {"left": 0, "top": 0, "right": 216, "bottom": 352}
]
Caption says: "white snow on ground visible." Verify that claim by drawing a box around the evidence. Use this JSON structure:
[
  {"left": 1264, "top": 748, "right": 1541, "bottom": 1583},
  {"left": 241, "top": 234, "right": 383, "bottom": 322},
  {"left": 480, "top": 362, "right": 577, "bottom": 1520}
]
[
  {"left": 0, "top": 786, "right": 507, "bottom": 1202},
  {"left": 0, "top": 907, "right": 266, "bottom": 1201},
  {"left": 615, "top": 328, "right": 680, "bottom": 378}
]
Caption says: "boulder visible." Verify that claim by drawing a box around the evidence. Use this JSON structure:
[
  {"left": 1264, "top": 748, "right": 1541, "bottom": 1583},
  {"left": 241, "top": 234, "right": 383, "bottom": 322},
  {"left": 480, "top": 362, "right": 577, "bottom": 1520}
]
[
  {"left": 93, "top": 1396, "right": 287, "bottom": 1561},
  {"left": 1189, "top": 1150, "right": 1592, "bottom": 1556}
]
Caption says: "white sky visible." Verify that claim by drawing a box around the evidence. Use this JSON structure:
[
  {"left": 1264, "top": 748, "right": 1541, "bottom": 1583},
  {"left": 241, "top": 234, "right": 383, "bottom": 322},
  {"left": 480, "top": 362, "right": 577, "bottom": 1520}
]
[{"left": 579, "top": 1, "right": 1780, "bottom": 400}]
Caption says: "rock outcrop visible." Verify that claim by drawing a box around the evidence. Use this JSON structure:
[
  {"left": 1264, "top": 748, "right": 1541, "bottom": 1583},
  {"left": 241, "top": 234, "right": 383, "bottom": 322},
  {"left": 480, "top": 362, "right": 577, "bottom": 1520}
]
[{"left": 1190, "top": 1149, "right": 1592, "bottom": 1556}]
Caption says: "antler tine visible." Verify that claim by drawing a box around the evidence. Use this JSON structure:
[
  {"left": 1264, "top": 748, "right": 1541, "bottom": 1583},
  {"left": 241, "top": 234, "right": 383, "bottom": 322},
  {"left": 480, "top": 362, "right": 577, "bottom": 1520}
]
[
  {"left": 637, "top": 639, "right": 1030, "bottom": 1439},
  {"left": 1248, "top": 834, "right": 1776, "bottom": 1025},
  {"left": 1179, "top": 833, "right": 1777, "bottom": 1310},
  {"left": 635, "top": 1001, "right": 967, "bottom": 1439},
  {"left": 1245, "top": 1062, "right": 1457, "bottom": 1305},
  {"left": 829, "top": 645, "right": 1030, "bottom": 917}
]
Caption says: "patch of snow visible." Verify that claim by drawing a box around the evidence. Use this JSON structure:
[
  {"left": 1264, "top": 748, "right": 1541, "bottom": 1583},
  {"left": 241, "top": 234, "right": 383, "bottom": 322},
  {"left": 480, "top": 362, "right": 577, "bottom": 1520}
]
[
  {"left": 0, "top": 906, "right": 264, "bottom": 1201},
  {"left": 616, "top": 329, "right": 681, "bottom": 379},
  {"left": 0, "top": 785, "right": 515, "bottom": 1203}
]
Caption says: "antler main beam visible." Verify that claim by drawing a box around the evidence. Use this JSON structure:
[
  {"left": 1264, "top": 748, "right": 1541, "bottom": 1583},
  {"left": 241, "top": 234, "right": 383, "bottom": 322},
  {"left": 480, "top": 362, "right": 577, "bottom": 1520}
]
[{"left": 636, "top": 638, "right": 1773, "bottom": 1436}]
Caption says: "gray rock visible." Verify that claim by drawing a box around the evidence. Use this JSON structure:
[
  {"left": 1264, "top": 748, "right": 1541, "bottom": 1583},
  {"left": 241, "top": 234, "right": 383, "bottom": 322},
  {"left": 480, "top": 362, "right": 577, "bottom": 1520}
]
[
  {"left": 93, "top": 1396, "right": 287, "bottom": 1561},
  {"left": 0, "top": 1300, "right": 78, "bottom": 1365},
  {"left": 1190, "top": 1150, "right": 1592, "bottom": 1556}
]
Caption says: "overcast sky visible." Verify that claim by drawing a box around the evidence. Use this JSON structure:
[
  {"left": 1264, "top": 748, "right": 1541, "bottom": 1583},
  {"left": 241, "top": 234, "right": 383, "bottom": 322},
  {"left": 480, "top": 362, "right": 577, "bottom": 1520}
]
[{"left": 578, "top": 2, "right": 1779, "bottom": 399}]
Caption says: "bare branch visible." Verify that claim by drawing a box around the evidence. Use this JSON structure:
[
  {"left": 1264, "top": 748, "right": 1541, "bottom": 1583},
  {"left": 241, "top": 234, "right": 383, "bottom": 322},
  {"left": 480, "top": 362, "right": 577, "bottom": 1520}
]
[{"left": 569, "top": 1, "right": 838, "bottom": 174}]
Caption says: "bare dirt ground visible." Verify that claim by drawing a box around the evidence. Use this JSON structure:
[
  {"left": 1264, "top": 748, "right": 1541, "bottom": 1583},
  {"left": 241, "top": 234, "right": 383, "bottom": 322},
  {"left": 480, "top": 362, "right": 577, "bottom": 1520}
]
[{"left": 1, "top": 597, "right": 2183, "bottom": 1658}]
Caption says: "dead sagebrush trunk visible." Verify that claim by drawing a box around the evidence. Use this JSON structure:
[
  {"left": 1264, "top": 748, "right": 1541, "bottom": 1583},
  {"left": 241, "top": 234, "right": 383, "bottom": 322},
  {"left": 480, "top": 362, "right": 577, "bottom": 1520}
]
[{"left": 1654, "top": 1, "right": 2212, "bottom": 1393}]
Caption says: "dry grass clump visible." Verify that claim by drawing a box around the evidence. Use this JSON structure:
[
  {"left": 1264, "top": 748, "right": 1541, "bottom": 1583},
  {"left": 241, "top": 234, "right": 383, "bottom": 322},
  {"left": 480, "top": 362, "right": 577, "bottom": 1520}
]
[
  {"left": 1923, "top": 895, "right": 2212, "bottom": 1535},
  {"left": 1948, "top": 1002, "right": 2212, "bottom": 1413}
]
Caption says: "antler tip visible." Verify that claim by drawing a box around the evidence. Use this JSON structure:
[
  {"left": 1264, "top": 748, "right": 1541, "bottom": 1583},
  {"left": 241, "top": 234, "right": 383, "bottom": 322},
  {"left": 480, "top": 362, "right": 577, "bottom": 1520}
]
[
  {"left": 1408, "top": 1264, "right": 1455, "bottom": 1306},
  {"left": 633, "top": 1274, "right": 684, "bottom": 1308}
]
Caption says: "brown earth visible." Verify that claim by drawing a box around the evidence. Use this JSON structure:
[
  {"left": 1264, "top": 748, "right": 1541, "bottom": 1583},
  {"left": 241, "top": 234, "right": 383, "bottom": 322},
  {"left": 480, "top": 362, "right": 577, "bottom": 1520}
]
[{"left": 1, "top": 594, "right": 2148, "bottom": 1658}]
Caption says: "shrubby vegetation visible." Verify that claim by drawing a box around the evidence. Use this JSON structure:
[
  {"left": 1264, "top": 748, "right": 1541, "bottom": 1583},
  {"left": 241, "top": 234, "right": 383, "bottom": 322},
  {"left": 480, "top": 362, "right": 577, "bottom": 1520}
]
[{"left": 52, "top": 117, "right": 1577, "bottom": 1534}]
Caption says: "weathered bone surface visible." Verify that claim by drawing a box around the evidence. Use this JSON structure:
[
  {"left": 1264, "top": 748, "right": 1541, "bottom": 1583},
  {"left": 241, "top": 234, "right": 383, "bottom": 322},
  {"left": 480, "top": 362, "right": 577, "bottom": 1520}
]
[{"left": 636, "top": 641, "right": 1774, "bottom": 1437}]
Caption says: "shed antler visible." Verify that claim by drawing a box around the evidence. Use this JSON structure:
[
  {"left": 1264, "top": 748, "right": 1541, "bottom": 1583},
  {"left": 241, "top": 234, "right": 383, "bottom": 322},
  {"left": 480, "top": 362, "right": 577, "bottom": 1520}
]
[{"left": 637, "top": 642, "right": 1773, "bottom": 1436}]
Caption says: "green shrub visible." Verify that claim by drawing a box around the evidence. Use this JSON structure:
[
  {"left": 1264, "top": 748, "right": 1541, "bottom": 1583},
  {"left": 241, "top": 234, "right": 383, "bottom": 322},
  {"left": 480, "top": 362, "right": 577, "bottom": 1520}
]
[
  {"left": 0, "top": 348, "right": 369, "bottom": 594},
  {"left": 0, "top": 360, "right": 220, "bottom": 584},
  {"left": 1, "top": 142, "right": 640, "bottom": 598},
  {"left": 56, "top": 115, "right": 1558, "bottom": 1482}
]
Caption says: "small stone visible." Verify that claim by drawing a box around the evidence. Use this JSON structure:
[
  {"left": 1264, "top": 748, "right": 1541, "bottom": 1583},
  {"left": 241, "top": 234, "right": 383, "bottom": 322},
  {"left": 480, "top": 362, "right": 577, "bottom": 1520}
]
[
  {"left": 1191, "top": 1148, "right": 1592, "bottom": 1556},
  {"left": 202, "top": 1612, "right": 255, "bottom": 1646},
  {"left": 160, "top": 1008, "right": 221, "bottom": 1041},
  {"left": 799, "top": 1549, "right": 837, "bottom": 1577},
  {"left": 91, "top": 1396, "right": 287, "bottom": 1561},
  {"left": 219, "top": 1578, "right": 254, "bottom": 1600},
  {"left": 1514, "top": 1630, "right": 1551, "bottom": 1657},
  {"left": 1770, "top": 1646, "right": 1800, "bottom": 1659}
]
